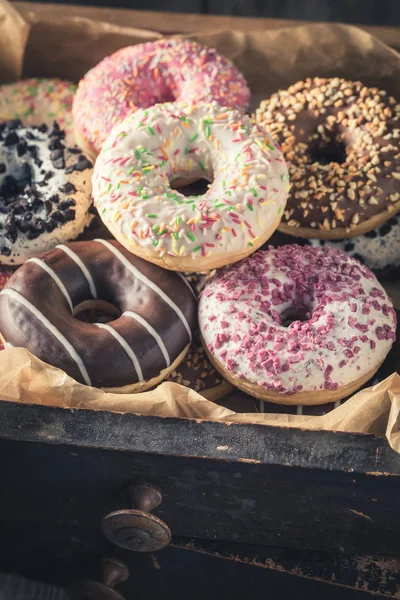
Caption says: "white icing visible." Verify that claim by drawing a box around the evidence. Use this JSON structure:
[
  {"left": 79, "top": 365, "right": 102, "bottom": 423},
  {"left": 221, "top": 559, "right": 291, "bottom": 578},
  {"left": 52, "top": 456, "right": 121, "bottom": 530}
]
[
  {"left": 27, "top": 257, "right": 74, "bottom": 311},
  {"left": 2, "top": 210, "right": 92, "bottom": 267},
  {"left": 95, "top": 238, "right": 192, "bottom": 339},
  {"left": 92, "top": 101, "right": 289, "bottom": 263},
  {"left": 0, "top": 125, "right": 92, "bottom": 266},
  {"left": 0, "top": 128, "right": 65, "bottom": 214},
  {"left": 199, "top": 247, "right": 396, "bottom": 394},
  {"left": 1, "top": 287, "right": 91, "bottom": 385},
  {"left": 96, "top": 322, "right": 143, "bottom": 381},
  {"left": 56, "top": 244, "right": 97, "bottom": 298},
  {"left": 0, "top": 79, "right": 76, "bottom": 146},
  {"left": 123, "top": 310, "right": 170, "bottom": 367}
]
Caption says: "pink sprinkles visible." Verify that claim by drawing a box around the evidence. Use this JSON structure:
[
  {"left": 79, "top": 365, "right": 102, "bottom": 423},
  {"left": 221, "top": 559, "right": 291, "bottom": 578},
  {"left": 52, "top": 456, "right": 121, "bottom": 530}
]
[
  {"left": 199, "top": 245, "right": 396, "bottom": 395},
  {"left": 73, "top": 38, "right": 251, "bottom": 152}
]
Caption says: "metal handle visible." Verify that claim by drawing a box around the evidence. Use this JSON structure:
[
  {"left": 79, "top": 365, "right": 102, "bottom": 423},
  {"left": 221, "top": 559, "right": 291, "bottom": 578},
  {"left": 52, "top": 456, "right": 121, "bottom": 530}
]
[
  {"left": 69, "top": 558, "right": 129, "bottom": 600},
  {"left": 102, "top": 483, "right": 171, "bottom": 552}
]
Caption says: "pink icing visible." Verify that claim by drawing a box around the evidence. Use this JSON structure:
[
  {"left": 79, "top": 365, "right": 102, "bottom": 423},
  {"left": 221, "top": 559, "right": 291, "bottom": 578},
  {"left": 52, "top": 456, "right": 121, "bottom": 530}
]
[
  {"left": 73, "top": 39, "right": 250, "bottom": 153},
  {"left": 199, "top": 245, "right": 396, "bottom": 395}
]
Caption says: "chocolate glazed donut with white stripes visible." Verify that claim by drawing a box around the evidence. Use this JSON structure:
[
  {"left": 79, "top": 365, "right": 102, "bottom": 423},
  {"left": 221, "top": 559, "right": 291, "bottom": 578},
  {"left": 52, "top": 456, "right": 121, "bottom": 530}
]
[{"left": 0, "top": 239, "right": 197, "bottom": 391}]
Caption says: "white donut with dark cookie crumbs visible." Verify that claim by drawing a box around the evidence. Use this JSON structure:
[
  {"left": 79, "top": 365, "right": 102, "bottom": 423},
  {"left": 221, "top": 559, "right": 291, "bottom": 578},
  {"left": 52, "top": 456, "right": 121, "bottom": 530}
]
[
  {"left": 0, "top": 119, "right": 92, "bottom": 265},
  {"left": 310, "top": 214, "right": 400, "bottom": 279}
]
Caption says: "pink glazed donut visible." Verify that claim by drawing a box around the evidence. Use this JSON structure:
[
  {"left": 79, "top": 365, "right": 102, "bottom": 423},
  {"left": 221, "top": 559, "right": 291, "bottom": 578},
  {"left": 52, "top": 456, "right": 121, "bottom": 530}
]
[
  {"left": 199, "top": 245, "right": 396, "bottom": 404},
  {"left": 72, "top": 39, "right": 250, "bottom": 160}
]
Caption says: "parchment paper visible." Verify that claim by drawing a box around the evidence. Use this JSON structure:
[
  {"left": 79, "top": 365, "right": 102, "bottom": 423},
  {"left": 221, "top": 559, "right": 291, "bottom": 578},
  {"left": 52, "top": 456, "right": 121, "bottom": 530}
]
[{"left": 0, "top": 0, "right": 399, "bottom": 451}]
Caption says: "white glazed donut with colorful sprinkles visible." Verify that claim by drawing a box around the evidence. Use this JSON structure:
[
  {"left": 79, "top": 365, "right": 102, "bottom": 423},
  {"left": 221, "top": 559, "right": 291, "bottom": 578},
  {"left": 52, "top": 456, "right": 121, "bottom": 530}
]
[
  {"left": 0, "top": 78, "right": 77, "bottom": 146},
  {"left": 93, "top": 101, "right": 290, "bottom": 271},
  {"left": 199, "top": 245, "right": 396, "bottom": 404}
]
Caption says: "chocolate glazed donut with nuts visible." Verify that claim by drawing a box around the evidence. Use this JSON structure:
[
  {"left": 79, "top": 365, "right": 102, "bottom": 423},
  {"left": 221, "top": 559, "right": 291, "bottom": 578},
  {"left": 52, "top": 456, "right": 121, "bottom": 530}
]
[
  {"left": 0, "top": 239, "right": 197, "bottom": 392},
  {"left": 255, "top": 77, "right": 400, "bottom": 239}
]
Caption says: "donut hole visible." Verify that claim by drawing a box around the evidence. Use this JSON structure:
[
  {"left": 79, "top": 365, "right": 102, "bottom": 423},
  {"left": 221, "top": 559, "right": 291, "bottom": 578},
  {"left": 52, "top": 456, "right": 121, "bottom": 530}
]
[
  {"left": 73, "top": 299, "right": 121, "bottom": 324},
  {"left": 143, "top": 89, "right": 175, "bottom": 106},
  {"left": 281, "top": 307, "right": 310, "bottom": 327},
  {"left": 170, "top": 177, "right": 211, "bottom": 197},
  {"left": 309, "top": 140, "right": 347, "bottom": 166}
]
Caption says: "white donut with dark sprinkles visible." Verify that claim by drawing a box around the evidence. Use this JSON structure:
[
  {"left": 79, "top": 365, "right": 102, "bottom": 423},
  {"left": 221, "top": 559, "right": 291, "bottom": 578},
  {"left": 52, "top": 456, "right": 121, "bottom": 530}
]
[
  {"left": 0, "top": 119, "right": 92, "bottom": 265},
  {"left": 310, "top": 214, "right": 400, "bottom": 279}
]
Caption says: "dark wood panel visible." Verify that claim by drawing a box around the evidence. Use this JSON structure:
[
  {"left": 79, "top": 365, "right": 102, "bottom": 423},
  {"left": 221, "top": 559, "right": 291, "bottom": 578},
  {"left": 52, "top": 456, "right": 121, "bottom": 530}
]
[
  {"left": 172, "top": 538, "right": 400, "bottom": 598},
  {"left": 0, "top": 401, "right": 399, "bottom": 474},
  {"left": 12, "top": 2, "right": 400, "bottom": 53},
  {"left": 207, "top": 0, "right": 400, "bottom": 27},
  {"left": 15, "top": 0, "right": 400, "bottom": 27},
  {"left": 0, "top": 522, "right": 386, "bottom": 599},
  {"left": 0, "top": 402, "right": 399, "bottom": 556},
  {"left": 17, "top": 0, "right": 204, "bottom": 11}
]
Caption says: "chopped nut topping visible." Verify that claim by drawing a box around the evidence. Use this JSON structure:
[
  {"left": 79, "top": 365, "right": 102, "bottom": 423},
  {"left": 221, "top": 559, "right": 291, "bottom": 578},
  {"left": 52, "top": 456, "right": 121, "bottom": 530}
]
[{"left": 255, "top": 76, "right": 400, "bottom": 232}]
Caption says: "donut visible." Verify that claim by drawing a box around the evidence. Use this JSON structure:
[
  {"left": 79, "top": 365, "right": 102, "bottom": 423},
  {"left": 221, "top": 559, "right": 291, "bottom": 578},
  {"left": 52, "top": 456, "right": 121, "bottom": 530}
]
[
  {"left": 92, "top": 101, "right": 289, "bottom": 272},
  {"left": 255, "top": 77, "right": 400, "bottom": 239},
  {"left": 0, "top": 79, "right": 77, "bottom": 146},
  {"left": 73, "top": 39, "right": 251, "bottom": 160},
  {"left": 309, "top": 214, "right": 400, "bottom": 280},
  {"left": 0, "top": 239, "right": 197, "bottom": 391},
  {"left": 164, "top": 331, "right": 232, "bottom": 401},
  {"left": 199, "top": 245, "right": 396, "bottom": 404},
  {"left": 0, "top": 119, "right": 92, "bottom": 265}
]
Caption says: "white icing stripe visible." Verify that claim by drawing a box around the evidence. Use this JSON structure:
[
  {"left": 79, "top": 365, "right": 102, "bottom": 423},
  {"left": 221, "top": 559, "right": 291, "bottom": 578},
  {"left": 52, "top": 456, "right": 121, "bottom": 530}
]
[
  {"left": 334, "top": 400, "right": 342, "bottom": 409},
  {"left": 123, "top": 310, "right": 170, "bottom": 367},
  {"left": 1, "top": 288, "right": 91, "bottom": 386},
  {"left": 296, "top": 405, "right": 303, "bottom": 415},
  {"left": 177, "top": 273, "right": 196, "bottom": 298},
  {"left": 56, "top": 245, "right": 97, "bottom": 298},
  {"left": 96, "top": 322, "right": 143, "bottom": 381},
  {"left": 27, "top": 258, "right": 74, "bottom": 312},
  {"left": 95, "top": 239, "right": 192, "bottom": 340},
  {"left": 5, "top": 342, "right": 13, "bottom": 348}
]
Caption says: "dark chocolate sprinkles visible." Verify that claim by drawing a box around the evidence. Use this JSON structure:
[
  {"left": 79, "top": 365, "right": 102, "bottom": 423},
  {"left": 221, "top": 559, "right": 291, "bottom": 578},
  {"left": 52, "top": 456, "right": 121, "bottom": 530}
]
[{"left": 0, "top": 120, "right": 91, "bottom": 256}]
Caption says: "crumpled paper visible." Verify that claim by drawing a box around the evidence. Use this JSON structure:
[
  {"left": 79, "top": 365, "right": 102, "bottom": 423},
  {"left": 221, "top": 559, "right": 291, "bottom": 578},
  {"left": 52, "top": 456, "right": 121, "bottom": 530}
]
[{"left": 0, "top": 348, "right": 399, "bottom": 452}]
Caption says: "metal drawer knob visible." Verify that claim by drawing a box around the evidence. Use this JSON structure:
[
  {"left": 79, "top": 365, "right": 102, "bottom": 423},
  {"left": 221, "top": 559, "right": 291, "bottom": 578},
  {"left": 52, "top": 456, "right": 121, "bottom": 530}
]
[
  {"left": 69, "top": 558, "right": 129, "bottom": 600},
  {"left": 102, "top": 483, "right": 171, "bottom": 552}
]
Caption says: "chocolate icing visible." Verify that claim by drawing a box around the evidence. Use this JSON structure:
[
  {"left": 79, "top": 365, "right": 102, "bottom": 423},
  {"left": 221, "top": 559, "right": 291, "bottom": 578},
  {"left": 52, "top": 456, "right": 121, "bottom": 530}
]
[
  {"left": 0, "top": 239, "right": 197, "bottom": 387},
  {"left": 255, "top": 77, "right": 400, "bottom": 233}
]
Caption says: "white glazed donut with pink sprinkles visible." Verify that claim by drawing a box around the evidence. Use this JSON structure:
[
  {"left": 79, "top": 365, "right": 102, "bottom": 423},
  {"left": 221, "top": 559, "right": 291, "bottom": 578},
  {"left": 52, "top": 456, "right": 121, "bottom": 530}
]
[{"left": 199, "top": 245, "right": 396, "bottom": 404}]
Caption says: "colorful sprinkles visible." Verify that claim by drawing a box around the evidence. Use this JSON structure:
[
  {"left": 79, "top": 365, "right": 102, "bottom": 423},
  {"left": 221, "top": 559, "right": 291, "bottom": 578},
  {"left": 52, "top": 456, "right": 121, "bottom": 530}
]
[
  {"left": 93, "top": 101, "right": 289, "bottom": 266},
  {"left": 0, "top": 78, "right": 77, "bottom": 146},
  {"left": 73, "top": 38, "right": 251, "bottom": 153}
]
